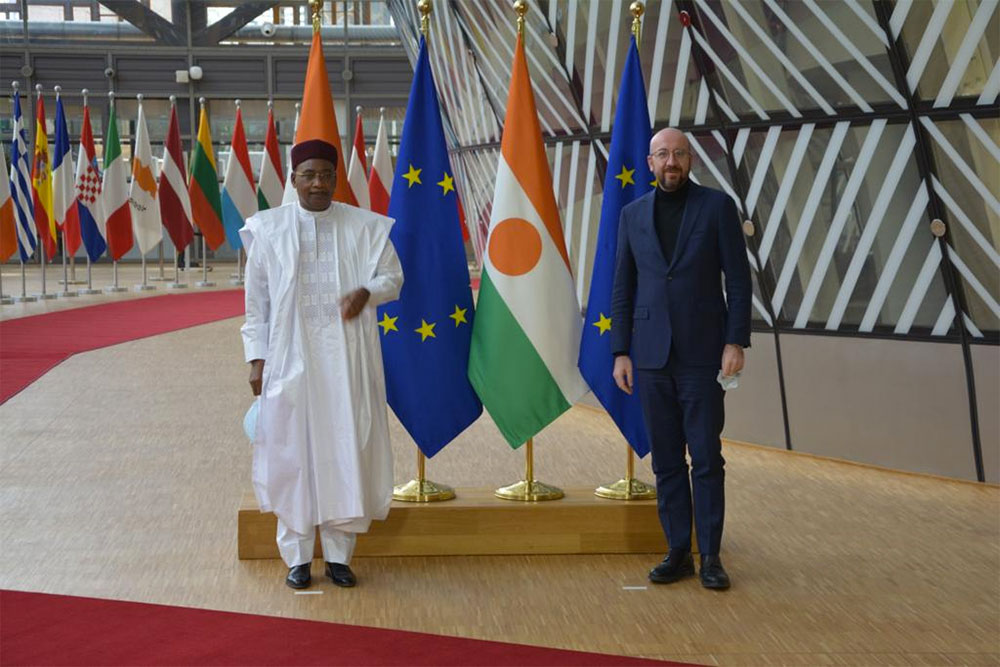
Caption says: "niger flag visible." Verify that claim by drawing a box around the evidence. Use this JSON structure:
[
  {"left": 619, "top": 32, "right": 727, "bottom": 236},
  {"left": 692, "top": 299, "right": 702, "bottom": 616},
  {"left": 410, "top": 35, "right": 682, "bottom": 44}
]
[
  {"left": 468, "top": 34, "right": 587, "bottom": 448},
  {"left": 296, "top": 30, "right": 354, "bottom": 205}
]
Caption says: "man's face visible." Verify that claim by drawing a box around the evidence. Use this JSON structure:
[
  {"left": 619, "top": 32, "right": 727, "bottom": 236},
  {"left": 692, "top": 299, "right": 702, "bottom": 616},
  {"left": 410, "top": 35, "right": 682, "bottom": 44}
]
[
  {"left": 647, "top": 129, "right": 691, "bottom": 192},
  {"left": 292, "top": 158, "right": 336, "bottom": 211}
]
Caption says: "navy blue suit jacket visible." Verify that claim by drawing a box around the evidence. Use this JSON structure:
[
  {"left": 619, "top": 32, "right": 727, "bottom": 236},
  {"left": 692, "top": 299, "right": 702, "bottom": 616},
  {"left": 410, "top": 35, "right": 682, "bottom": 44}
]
[{"left": 610, "top": 182, "right": 752, "bottom": 369}]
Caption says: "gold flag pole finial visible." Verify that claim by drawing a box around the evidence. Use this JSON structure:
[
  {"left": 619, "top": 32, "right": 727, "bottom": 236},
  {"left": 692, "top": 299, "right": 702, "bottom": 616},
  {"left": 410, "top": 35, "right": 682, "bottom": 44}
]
[
  {"left": 630, "top": 1, "right": 644, "bottom": 47},
  {"left": 513, "top": 0, "right": 527, "bottom": 37},
  {"left": 418, "top": 0, "right": 431, "bottom": 39},
  {"left": 310, "top": 0, "right": 322, "bottom": 32}
]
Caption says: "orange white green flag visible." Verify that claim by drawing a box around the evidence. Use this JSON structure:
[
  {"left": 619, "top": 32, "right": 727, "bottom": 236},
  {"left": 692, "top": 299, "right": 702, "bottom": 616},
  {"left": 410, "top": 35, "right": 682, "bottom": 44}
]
[{"left": 468, "top": 33, "right": 587, "bottom": 448}]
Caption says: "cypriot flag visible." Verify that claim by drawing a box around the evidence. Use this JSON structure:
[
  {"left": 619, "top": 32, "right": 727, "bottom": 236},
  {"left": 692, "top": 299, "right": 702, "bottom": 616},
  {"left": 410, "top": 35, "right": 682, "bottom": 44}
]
[
  {"left": 468, "top": 33, "right": 587, "bottom": 449},
  {"left": 129, "top": 99, "right": 163, "bottom": 255}
]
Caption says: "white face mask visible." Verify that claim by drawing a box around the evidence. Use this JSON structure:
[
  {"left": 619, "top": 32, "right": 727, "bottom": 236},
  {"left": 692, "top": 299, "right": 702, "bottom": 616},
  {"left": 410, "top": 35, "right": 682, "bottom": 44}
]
[{"left": 717, "top": 370, "right": 740, "bottom": 391}]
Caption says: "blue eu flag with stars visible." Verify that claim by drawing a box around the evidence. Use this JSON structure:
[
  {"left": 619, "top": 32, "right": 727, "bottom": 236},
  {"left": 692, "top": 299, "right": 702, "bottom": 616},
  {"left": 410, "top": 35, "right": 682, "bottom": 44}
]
[
  {"left": 377, "top": 37, "right": 482, "bottom": 458},
  {"left": 578, "top": 37, "right": 653, "bottom": 457}
]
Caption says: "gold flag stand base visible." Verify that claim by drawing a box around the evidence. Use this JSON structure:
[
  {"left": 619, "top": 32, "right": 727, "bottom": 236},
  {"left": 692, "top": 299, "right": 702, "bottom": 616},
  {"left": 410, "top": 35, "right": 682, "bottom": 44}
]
[
  {"left": 393, "top": 478, "right": 455, "bottom": 502},
  {"left": 595, "top": 477, "right": 656, "bottom": 500},
  {"left": 392, "top": 448, "right": 455, "bottom": 502},
  {"left": 494, "top": 479, "right": 564, "bottom": 501},
  {"left": 595, "top": 443, "right": 657, "bottom": 500},
  {"left": 494, "top": 438, "right": 564, "bottom": 501}
]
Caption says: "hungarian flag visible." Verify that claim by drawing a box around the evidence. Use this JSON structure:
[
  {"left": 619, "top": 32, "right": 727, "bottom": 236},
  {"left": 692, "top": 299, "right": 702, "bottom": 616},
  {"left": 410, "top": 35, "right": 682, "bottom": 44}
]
[
  {"left": 368, "top": 112, "right": 393, "bottom": 215},
  {"left": 189, "top": 105, "right": 226, "bottom": 250},
  {"left": 221, "top": 105, "right": 258, "bottom": 251},
  {"left": 256, "top": 107, "right": 284, "bottom": 211},
  {"left": 52, "top": 92, "right": 77, "bottom": 248},
  {"left": 31, "top": 95, "right": 57, "bottom": 259},
  {"left": 468, "top": 33, "right": 588, "bottom": 448},
  {"left": 74, "top": 100, "right": 106, "bottom": 262},
  {"left": 158, "top": 103, "right": 194, "bottom": 253},
  {"left": 293, "top": 29, "right": 353, "bottom": 205},
  {"left": 0, "top": 143, "right": 16, "bottom": 262},
  {"left": 102, "top": 97, "right": 133, "bottom": 261},
  {"left": 346, "top": 111, "right": 370, "bottom": 209},
  {"left": 129, "top": 99, "right": 163, "bottom": 256}
]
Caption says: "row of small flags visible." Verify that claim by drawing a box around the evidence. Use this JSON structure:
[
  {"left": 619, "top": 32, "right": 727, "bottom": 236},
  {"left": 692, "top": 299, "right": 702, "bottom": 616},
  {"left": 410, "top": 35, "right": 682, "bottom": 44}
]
[{"left": 0, "top": 88, "right": 396, "bottom": 266}]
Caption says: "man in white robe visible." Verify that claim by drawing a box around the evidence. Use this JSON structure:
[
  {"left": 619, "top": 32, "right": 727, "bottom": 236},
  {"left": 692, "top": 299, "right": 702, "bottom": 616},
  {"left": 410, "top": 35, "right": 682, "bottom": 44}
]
[{"left": 240, "top": 139, "right": 403, "bottom": 589}]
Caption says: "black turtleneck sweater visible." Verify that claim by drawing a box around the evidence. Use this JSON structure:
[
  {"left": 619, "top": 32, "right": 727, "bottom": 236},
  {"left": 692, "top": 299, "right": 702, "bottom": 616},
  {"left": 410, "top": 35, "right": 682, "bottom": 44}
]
[{"left": 653, "top": 179, "right": 690, "bottom": 265}]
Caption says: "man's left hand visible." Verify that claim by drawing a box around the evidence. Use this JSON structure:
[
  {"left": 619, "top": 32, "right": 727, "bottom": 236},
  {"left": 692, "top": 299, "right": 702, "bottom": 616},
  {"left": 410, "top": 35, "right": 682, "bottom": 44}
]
[
  {"left": 339, "top": 287, "right": 371, "bottom": 321},
  {"left": 721, "top": 344, "right": 745, "bottom": 377}
]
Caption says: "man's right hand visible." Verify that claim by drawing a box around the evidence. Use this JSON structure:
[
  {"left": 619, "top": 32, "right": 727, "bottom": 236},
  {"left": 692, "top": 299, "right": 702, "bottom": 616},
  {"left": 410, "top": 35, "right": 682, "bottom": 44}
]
[
  {"left": 249, "top": 359, "right": 265, "bottom": 396},
  {"left": 613, "top": 355, "right": 633, "bottom": 395}
]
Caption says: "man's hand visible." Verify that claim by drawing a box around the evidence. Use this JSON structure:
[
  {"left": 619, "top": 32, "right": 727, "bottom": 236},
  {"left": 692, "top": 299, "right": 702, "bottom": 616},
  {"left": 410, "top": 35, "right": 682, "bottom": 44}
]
[
  {"left": 721, "top": 344, "right": 745, "bottom": 377},
  {"left": 613, "top": 355, "right": 634, "bottom": 395},
  {"left": 249, "top": 359, "right": 264, "bottom": 397},
  {"left": 339, "top": 287, "right": 371, "bottom": 321}
]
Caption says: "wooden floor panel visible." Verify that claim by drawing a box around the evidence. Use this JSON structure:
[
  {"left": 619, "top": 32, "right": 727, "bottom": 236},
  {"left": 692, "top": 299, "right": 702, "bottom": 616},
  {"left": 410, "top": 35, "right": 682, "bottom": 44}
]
[{"left": 1, "top": 277, "right": 998, "bottom": 665}]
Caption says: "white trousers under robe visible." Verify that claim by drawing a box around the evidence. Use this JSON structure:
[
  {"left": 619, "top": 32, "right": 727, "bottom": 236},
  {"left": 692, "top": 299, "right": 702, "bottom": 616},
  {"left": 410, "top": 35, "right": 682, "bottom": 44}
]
[{"left": 277, "top": 519, "right": 357, "bottom": 567}]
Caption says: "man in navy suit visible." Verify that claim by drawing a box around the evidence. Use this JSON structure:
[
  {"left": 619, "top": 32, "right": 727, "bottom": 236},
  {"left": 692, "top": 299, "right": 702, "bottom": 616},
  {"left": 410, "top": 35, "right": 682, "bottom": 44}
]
[{"left": 610, "top": 128, "right": 751, "bottom": 590}]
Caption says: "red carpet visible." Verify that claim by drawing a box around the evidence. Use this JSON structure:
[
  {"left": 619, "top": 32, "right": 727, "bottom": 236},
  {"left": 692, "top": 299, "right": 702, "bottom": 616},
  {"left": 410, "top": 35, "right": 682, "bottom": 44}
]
[
  {"left": 0, "top": 291, "right": 245, "bottom": 405},
  {"left": 0, "top": 590, "right": 685, "bottom": 666}
]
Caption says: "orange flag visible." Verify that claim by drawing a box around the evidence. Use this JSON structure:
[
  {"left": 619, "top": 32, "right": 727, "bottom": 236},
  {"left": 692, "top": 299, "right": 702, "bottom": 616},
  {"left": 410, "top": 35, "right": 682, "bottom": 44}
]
[{"left": 296, "top": 30, "right": 355, "bottom": 205}]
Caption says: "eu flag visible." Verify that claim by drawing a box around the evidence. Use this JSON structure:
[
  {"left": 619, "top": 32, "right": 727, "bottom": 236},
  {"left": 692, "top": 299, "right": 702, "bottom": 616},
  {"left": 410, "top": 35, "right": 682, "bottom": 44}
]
[
  {"left": 578, "top": 37, "right": 653, "bottom": 457},
  {"left": 377, "top": 37, "right": 482, "bottom": 458}
]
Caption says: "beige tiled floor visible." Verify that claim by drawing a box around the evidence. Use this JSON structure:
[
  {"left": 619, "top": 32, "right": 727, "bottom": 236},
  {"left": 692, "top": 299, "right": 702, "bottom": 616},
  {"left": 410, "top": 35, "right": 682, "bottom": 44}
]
[{"left": 2, "top": 263, "right": 998, "bottom": 665}]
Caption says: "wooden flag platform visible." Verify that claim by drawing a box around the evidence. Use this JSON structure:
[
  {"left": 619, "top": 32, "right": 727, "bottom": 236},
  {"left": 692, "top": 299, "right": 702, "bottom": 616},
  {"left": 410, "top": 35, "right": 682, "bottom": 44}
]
[{"left": 238, "top": 487, "right": 666, "bottom": 559}]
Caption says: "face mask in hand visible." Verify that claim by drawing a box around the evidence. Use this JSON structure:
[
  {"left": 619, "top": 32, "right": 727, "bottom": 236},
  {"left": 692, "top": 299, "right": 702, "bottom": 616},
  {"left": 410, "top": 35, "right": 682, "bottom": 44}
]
[{"left": 717, "top": 370, "right": 740, "bottom": 391}]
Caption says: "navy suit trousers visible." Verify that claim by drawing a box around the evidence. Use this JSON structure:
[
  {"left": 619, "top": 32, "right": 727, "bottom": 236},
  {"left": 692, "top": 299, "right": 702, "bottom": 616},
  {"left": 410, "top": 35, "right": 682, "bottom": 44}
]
[{"left": 636, "top": 362, "right": 725, "bottom": 556}]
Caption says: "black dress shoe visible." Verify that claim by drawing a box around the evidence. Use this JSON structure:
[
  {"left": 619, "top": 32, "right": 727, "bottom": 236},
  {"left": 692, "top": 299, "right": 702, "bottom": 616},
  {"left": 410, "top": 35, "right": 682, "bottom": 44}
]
[
  {"left": 648, "top": 549, "right": 695, "bottom": 584},
  {"left": 325, "top": 562, "right": 357, "bottom": 588},
  {"left": 699, "top": 554, "right": 731, "bottom": 590},
  {"left": 285, "top": 563, "right": 311, "bottom": 589}
]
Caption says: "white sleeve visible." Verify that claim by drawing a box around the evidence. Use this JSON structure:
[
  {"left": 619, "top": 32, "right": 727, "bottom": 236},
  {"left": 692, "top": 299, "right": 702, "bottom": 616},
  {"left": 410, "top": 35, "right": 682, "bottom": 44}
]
[
  {"left": 364, "top": 239, "right": 404, "bottom": 307},
  {"left": 241, "top": 235, "right": 270, "bottom": 363}
]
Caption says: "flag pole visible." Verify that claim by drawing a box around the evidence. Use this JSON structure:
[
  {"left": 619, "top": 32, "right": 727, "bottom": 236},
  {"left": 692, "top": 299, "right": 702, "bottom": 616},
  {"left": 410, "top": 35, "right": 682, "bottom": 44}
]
[
  {"left": 35, "top": 85, "right": 56, "bottom": 300},
  {"left": 391, "top": 0, "right": 457, "bottom": 504},
  {"left": 134, "top": 94, "right": 156, "bottom": 292},
  {"left": 15, "top": 256, "right": 36, "bottom": 302},
  {"left": 593, "top": 2, "right": 655, "bottom": 501},
  {"left": 0, "top": 262, "right": 12, "bottom": 304},
  {"left": 151, "top": 241, "right": 167, "bottom": 281},
  {"left": 55, "top": 86, "right": 75, "bottom": 298},
  {"left": 195, "top": 97, "right": 216, "bottom": 289},
  {"left": 493, "top": 0, "right": 564, "bottom": 503},
  {"left": 75, "top": 89, "right": 100, "bottom": 296},
  {"left": 104, "top": 92, "right": 127, "bottom": 293}
]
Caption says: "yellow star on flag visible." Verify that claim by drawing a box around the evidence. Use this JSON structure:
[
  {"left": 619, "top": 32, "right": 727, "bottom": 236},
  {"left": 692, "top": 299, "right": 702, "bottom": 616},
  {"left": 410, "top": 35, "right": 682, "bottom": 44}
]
[
  {"left": 415, "top": 319, "right": 437, "bottom": 341},
  {"left": 378, "top": 313, "right": 398, "bottom": 334},
  {"left": 437, "top": 172, "right": 455, "bottom": 196},
  {"left": 593, "top": 313, "right": 612, "bottom": 335},
  {"left": 615, "top": 165, "right": 635, "bottom": 189},
  {"left": 449, "top": 305, "right": 468, "bottom": 326},
  {"left": 650, "top": 179, "right": 658, "bottom": 187},
  {"left": 403, "top": 164, "right": 422, "bottom": 188}
]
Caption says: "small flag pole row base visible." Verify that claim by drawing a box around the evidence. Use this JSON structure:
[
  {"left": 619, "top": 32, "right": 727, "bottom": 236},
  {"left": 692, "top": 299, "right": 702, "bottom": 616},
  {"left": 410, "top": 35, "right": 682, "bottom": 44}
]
[
  {"left": 134, "top": 254, "right": 157, "bottom": 291},
  {"left": 77, "top": 257, "right": 100, "bottom": 295},
  {"left": 149, "top": 242, "right": 169, "bottom": 281},
  {"left": 195, "top": 237, "right": 215, "bottom": 288},
  {"left": 36, "top": 246, "right": 57, "bottom": 300},
  {"left": 495, "top": 437, "right": 563, "bottom": 501},
  {"left": 104, "top": 260, "right": 128, "bottom": 293},
  {"left": 167, "top": 247, "right": 188, "bottom": 289},
  {"left": 229, "top": 249, "right": 244, "bottom": 286},
  {"left": 14, "top": 259, "right": 37, "bottom": 302},
  {"left": 594, "top": 442, "right": 656, "bottom": 501},
  {"left": 0, "top": 262, "right": 13, "bottom": 304},
  {"left": 58, "top": 240, "right": 76, "bottom": 297},
  {"left": 393, "top": 447, "right": 455, "bottom": 502}
]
